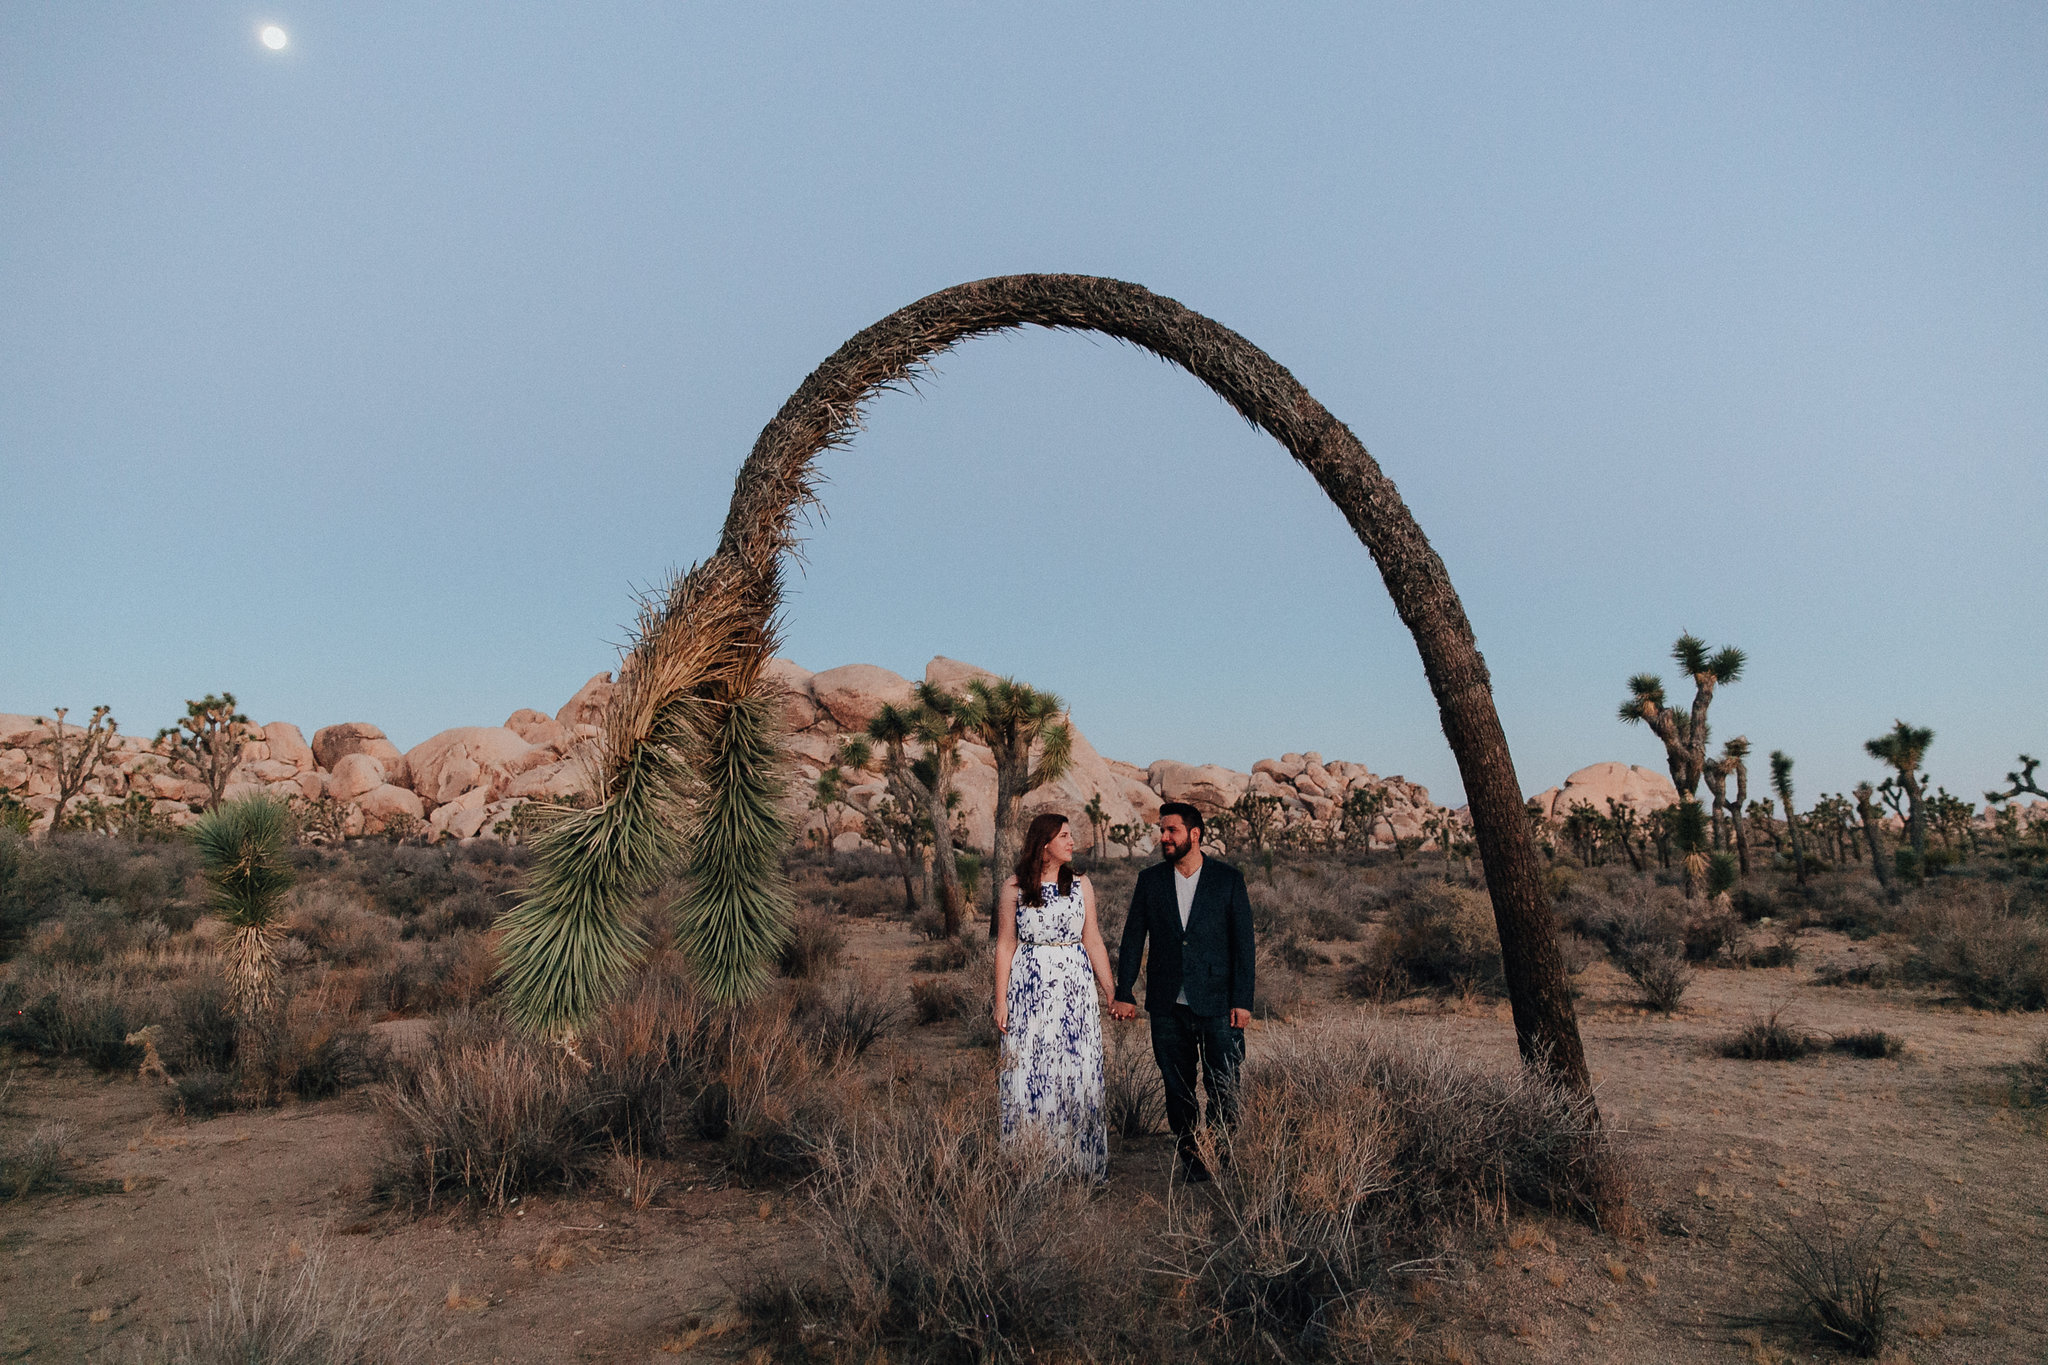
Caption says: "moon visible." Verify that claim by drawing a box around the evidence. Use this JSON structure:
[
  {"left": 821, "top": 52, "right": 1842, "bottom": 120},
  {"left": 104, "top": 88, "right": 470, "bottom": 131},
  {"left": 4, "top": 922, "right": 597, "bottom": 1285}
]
[{"left": 259, "top": 24, "right": 288, "bottom": 50}]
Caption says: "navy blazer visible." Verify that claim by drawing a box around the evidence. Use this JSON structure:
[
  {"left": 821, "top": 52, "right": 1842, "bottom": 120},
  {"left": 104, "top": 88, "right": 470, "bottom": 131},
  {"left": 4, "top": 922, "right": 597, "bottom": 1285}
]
[{"left": 1114, "top": 856, "right": 1255, "bottom": 1017}]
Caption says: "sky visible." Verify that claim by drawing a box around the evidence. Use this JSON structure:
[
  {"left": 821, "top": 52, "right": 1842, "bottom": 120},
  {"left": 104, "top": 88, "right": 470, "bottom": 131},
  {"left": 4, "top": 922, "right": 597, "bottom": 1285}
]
[{"left": 3, "top": 3, "right": 2043, "bottom": 808}]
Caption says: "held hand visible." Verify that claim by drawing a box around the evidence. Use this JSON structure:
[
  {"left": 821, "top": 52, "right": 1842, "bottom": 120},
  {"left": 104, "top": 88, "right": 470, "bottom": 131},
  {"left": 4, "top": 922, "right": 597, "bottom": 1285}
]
[
  {"left": 1109, "top": 1000, "right": 1138, "bottom": 1021},
  {"left": 993, "top": 1003, "right": 1008, "bottom": 1035},
  {"left": 1229, "top": 1007, "right": 1252, "bottom": 1029}
]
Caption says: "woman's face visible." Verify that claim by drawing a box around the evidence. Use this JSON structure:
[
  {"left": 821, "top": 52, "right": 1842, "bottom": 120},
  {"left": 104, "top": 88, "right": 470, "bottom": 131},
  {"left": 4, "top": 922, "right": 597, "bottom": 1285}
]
[{"left": 1045, "top": 823, "right": 1076, "bottom": 866}]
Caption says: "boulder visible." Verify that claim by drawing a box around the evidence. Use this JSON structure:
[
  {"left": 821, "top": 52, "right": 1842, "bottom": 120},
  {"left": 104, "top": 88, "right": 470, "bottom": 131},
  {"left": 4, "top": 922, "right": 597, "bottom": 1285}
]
[
  {"left": 328, "top": 753, "right": 386, "bottom": 802},
  {"left": 924, "top": 655, "right": 999, "bottom": 696},
  {"left": 356, "top": 783, "right": 425, "bottom": 834},
  {"left": 1148, "top": 760, "right": 1250, "bottom": 815},
  {"left": 263, "top": 722, "right": 316, "bottom": 770},
  {"left": 504, "top": 708, "right": 568, "bottom": 752},
  {"left": 763, "top": 657, "right": 821, "bottom": 731},
  {"left": 244, "top": 759, "right": 303, "bottom": 784},
  {"left": 1530, "top": 762, "right": 1682, "bottom": 821},
  {"left": 556, "top": 672, "right": 614, "bottom": 730},
  {"left": 504, "top": 760, "right": 588, "bottom": 803},
  {"left": 294, "top": 769, "right": 327, "bottom": 801},
  {"left": 0, "top": 716, "right": 47, "bottom": 748},
  {"left": 403, "top": 727, "right": 537, "bottom": 805},
  {"left": 809, "top": 664, "right": 915, "bottom": 731},
  {"left": 312, "top": 724, "right": 408, "bottom": 785}
]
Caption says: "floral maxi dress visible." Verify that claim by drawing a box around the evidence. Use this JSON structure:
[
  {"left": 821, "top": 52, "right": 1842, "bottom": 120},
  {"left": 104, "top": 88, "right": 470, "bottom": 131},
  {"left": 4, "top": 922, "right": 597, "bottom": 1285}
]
[{"left": 1000, "top": 882, "right": 1108, "bottom": 1178}]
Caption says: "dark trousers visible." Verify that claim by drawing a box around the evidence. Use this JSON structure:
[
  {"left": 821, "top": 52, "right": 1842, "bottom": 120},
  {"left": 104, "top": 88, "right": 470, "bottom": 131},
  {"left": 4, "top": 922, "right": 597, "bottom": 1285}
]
[{"left": 1150, "top": 1002, "right": 1244, "bottom": 1160}]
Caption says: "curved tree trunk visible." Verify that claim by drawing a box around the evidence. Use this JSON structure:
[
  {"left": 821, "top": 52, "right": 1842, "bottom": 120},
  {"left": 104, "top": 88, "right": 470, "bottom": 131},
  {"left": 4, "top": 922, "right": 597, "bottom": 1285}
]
[{"left": 695, "top": 274, "right": 1591, "bottom": 1096}]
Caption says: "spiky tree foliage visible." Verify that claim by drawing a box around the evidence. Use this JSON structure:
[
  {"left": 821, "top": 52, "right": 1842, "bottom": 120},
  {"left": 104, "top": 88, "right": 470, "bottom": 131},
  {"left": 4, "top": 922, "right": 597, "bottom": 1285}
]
[
  {"left": 1769, "top": 750, "right": 1806, "bottom": 885},
  {"left": 1864, "top": 720, "right": 1934, "bottom": 858},
  {"left": 1619, "top": 635, "right": 1746, "bottom": 798},
  {"left": 909, "top": 684, "right": 973, "bottom": 935},
  {"left": 36, "top": 705, "right": 118, "bottom": 836},
  {"left": 960, "top": 676, "right": 1072, "bottom": 902},
  {"left": 1717, "top": 737, "right": 1753, "bottom": 875},
  {"left": 1083, "top": 792, "right": 1108, "bottom": 862},
  {"left": 1853, "top": 782, "right": 1894, "bottom": 891},
  {"left": 1669, "top": 800, "right": 1711, "bottom": 899},
  {"left": 503, "top": 274, "right": 1591, "bottom": 1096},
  {"left": 190, "top": 795, "right": 297, "bottom": 1017},
  {"left": 1340, "top": 785, "right": 1392, "bottom": 853}
]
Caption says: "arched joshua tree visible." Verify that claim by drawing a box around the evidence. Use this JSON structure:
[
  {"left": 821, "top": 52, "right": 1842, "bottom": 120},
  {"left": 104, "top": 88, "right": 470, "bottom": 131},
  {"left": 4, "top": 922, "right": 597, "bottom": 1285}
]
[{"left": 494, "top": 274, "right": 1592, "bottom": 1098}]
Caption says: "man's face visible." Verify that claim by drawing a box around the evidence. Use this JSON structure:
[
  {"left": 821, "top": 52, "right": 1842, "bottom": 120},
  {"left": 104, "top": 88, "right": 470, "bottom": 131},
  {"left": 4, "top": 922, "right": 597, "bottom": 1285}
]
[{"left": 1158, "top": 814, "right": 1198, "bottom": 861}]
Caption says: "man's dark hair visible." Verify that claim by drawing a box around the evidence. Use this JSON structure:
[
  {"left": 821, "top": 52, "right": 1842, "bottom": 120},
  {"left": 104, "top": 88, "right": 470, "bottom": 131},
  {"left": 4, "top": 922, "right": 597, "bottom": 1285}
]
[{"left": 1158, "top": 801, "right": 1204, "bottom": 833}]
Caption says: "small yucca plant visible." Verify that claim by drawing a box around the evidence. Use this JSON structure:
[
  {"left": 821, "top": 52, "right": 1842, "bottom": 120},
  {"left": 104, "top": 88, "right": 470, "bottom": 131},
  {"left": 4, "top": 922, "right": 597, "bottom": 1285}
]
[{"left": 191, "top": 796, "right": 297, "bottom": 1017}]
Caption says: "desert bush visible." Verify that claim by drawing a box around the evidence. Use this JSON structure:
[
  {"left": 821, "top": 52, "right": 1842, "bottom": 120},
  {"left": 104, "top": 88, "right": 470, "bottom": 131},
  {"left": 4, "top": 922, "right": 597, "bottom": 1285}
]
[
  {"left": 365, "top": 934, "right": 495, "bottom": 1017},
  {"left": 1743, "top": 934, "right": 1802, "bottom": 969},
  {"left": 1253, "top": 966, "right": 1306, "bottom": 1021},
  {"left": 0, "top": 969, "right": 139, "bottom": 1071},
  {"left": 1682, "top": 898, "right": 1740, "bottom": 963},
  {"left": 2012, "top": 1036, "right": 2048, "bottom": 1107},
  {"left": 1270, "top": 931, "right": 1328, "bottom": 972},
  {"left": 169, "top": 1070, "right": 239, "bottom": 1119},
  {"left": 1616, "top": 943, "right": 1692, "bottom": 1011},
  {"left": 374, "top": 1035, "right": 586, "bottom": 1209},
  {"left": 1719, "top": 1012, "right": 1818, "bottom": 1061},
  {"left": 20, "top": 901, "right": 142, "bottom": 968},
  {"left": 799, "top": 974, "right": 901, "bottom": 1063},
  {"left": 1345, "top": 885, "right": 1502, "bottom": 998},
  {"left": 1806, "top": 875, "right": 1892, "bottom": 940},
  {"left": 1176, "top": 1025, "right": 1617, "bottom": 1350},
  {"left": 1813, "top": 959, "right": 1889, "bottom": 987},
  {"left": 237, "top": 997, "right": 389, "bottom": 1103},
  {"left": 799, "top": 1095, "right": 1123, "bottom": 1361},
  {"left": 1752, "top": 1207, "right": 1895, "bottom": 1357},
  {"left": 1, "top": 1122, "right": 69, "bottom": 1199},
  {"left": 912, "top": 933, "right": 989, "bottom": 973},
  {"left": 143, "top": 1240, "right": 433, "bottom": 1365},
  {"left": 1899, "top": 882, "right": 2048, "bottom": 1009},
  {"left": 1830, "top": 1029, "right": 1904, "bottom": 1060},
  {"left": 162, "top": 971, "right": 239, "bottom": 1072},
  {"left": 1102, "top": 1022, "right": 1163, "bottom": 1138},
  {"left": 285, "top": 890, "right": 395, "bottom": 967},
  {"left": 911, "top": 908, "right": 948, "bottom": 941},
  {"left": 910, "top": 977, "right": 974, "bottom": 1024},
  {"left": 826, "top": 875, "right": 904, "bottom": 919},
  {"left": 778, "top": 905, "right": 846, "bottom": 979}
]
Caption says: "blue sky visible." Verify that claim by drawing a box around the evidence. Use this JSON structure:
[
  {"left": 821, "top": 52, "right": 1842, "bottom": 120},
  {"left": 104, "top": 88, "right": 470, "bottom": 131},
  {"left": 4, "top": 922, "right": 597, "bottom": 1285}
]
[{"left": 3, "top": 3, "right": 2043, "bottom": 806}]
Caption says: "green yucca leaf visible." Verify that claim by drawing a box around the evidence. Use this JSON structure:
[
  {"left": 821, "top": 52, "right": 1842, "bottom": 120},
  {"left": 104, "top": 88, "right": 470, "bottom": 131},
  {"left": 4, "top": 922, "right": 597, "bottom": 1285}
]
[
  {"left": 1668, "top": 799, "right": 1709, "bottom": 855},
  {"left": 190, "top": 796, "right": 296, "bottom": 930},
  {"left": 671, "top": 688, "right": 794, "bottom": 1006}
]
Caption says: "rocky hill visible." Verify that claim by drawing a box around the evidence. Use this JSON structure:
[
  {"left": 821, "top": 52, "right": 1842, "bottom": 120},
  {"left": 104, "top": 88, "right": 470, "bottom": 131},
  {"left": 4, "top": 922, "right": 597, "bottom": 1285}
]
[{"left": 1, "top": 654, "right": 1676, "bottom": 854}]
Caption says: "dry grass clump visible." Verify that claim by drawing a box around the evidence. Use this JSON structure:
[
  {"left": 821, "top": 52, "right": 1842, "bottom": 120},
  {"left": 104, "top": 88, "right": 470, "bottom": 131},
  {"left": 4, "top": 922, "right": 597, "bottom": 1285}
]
[
  {"left": 796, "top": 973, "right": 901, "bottom": 1065},
  {"left": 2, "top": 1122, "right": 70, "bottom": 1200},
  {"left": 909, "top": 976, "right": 975, "bottom": 1024},
  {"left": 1103, "top": 1019, "right": 1164, "bottom": 1138},
  {"left": 1173, "top": 1025, "right": 1620, "bottom": 1352},
  {"left": 140, "top": 1239, "right": 434, "bottom": 1365},
  {"left": 1346, "top": 886, "right": 1503, "bottom": 998},
  {"left": 1750, "top": 1207, "right": 1895, "bottom": 1357},
  {"left": 792, "top": 1094, "right": 1134, "bottom": 1362},
  {"left": 1719, "top": 1012, "right": 1818, "bottom": 1061},
  {"left": 0, "top": 967, "right": 140, "bottom": 1072},
  {"left": 911, "top": 932, "right": 989, "bottom": 974},
  {"left": 777, "top": 906, "right": 846, "bottom": 979},
  {"left": 1828, "top": 1029, "right": 1904, "bottom": 1060}
]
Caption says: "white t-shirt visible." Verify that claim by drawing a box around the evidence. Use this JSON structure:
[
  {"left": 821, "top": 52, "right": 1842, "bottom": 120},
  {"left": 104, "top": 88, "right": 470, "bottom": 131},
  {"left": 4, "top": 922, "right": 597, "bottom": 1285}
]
[{"left": 1174, "top": 861, "right": 1201, "bottom": 1005}]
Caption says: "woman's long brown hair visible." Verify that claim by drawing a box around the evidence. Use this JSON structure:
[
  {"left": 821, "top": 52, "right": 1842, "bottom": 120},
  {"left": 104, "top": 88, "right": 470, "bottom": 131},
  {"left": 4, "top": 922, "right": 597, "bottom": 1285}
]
[{"left": 1014, "top": 813, "right": 1075, "bottom": 909}]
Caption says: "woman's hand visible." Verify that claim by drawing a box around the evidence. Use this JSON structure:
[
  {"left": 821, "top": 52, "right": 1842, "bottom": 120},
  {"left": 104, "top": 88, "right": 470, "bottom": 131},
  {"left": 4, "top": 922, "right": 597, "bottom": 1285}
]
[{"left": 993, "top": 999, "right": 1008, "bottom": 1035}]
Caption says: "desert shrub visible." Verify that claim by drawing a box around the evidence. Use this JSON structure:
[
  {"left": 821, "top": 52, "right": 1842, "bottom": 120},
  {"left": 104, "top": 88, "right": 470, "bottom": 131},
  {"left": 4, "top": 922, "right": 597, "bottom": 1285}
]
[
  {"left": 1177, "top": 1025, "right": 1617, "bottom": 1350},
  {"left": 1, "top": 1122, "right": 69, "bottom": 1199},
  {"left": 779, "top": 906, "right": 847, "bottom": 979},
  {"left": 1813, "top": 959, "right": 1890, "bottom": 987},
  {"left": 1731, "top": 885, "right": 1777, "bottom": 922},
  {"left": 169, "top": 1071, "right": 239, "bottom": 1119},
  {"left": 702, "top": 999, "right": 847, "bottom": 1185},
  {"left": 1271, "top": 932, "right": 1328, "bottom": 972},
  {"left": 910, "top": 977, "right": 973, "bottom": 1024},
  {"left": 1830, "top": 1029, "right": 1904, "bottom": 1060},
  {"left": 799, "top": 1096, "right": 1123, "bottom": 1360},
  {"left": 1617, "top": 943, "right": 1692, "bottom": 1011},
  {"left": 162, "top": 972, "right": 239, "bottom": 1072},
  {"left": 912, "top": 934, "right": 987, "bottom": 973},
  {"left": 1899, "top": 883, "right": 2048, "bottom": 1009},
  {"left": 1753, "top": 1207, "right": 1895, "bottom": 1357},
  {"left": 1345, "top": 885, "right": 1502, "bottom": 998},
  {"left": 28, "top": 832, "right": 196, "bottom": 925},
  {"left": 1253, "top": 967, "right": 1305, "bottom": 1021},
  {"left": 374, "top": 1035, "right": 586, "bottom": 1209},
  {"left": 827, "top": 875, "right": 904, "bottom": 919},
  {"left": 911, "top": 908, "right": 948, "bottom": 941},
  {"left": 799, "top": 975, "right": 901, "bottom": 1063},
  {"left": 1807, "top": 875, "right": 1892, "bottom": 940},
  {"left": 1102, "top": 1022, "right": 1163, "bottom": 1138},
  {"left": 1744, "top": 934, "right": 1803, "bottom": 969},
  {"left": 1719, "top": 1012, "right": 1818, "bottom": 1061},
  {"left": 366, "top": 934, "right": 495, "bottom": 1016},
  {"left": 285, "top": 890, "right": 395, "bottom": 967},
  {"left": 2012, "top": 1036, "right": 2048, "bottom": 1107},
  {"left": 237, "top": 998, "right": 389, "bottom": 1103},
  {"left": 143, "top": 1240, "right": 433, "bottom": 1365},
  {"left": 1682, "top": 899, "right": 1740, "bottom": 963},
  {"left": 0, "top": 969, "right": 139, "bottom": 1071},
  {"left": 20, "top": 901, "right": 141, "bottom": 968}
]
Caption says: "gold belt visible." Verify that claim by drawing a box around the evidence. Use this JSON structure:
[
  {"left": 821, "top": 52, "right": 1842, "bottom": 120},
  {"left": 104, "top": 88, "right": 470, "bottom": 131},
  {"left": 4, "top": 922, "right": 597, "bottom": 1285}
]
[{"left": 1021, "top": 939, "right": 1081, "bottom": 948}]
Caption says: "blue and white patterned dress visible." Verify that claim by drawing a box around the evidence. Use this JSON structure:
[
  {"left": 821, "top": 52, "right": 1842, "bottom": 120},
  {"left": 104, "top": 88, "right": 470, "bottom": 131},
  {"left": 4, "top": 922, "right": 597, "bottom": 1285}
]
[{"left": 1000, "top": 881, "right": 1108, "bottom": 1179}]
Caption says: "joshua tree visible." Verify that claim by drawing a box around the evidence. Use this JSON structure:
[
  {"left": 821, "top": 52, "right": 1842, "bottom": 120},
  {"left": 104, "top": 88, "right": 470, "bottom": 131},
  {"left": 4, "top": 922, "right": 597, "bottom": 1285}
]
[
  {"left": 1669, "top": 799, "right": 1710, "bottom": 899},
  {"left": 36, "top": 706, "right": 119, "bottom": 835},
  {"left": 1714, "top": 736, "right": 1753, "bottom": 875},
  {"left": 1562, "top": 800, "right": 1604, "bottom": 866},
  {"left": 1108, "top": 820, "right": 1150, "bottom": 858},
  {"left": 497, "top": 274, "right": 1593, "bottom": 1099},
  {"left": 155, "top": 693, "right": 252, "bottom": 812},
  {"left": 1339, "top": 785, "right": 1392, "bottom": 853},
  {"left": 1864, "top": 720, "right": 1934, "bottom": 858},
  {"left": 959, "top": 676, "right": 1073, "bottom": 898},
  {"left": 1618, "top": 634, "right": 1746, "bottom": 799},
  {"left": 1987, "top": 754, "right": 2046, "bottom": 806},
  {"left": 1853, "top": 782, "right": 1894, "bottom": 891},
  {"left": 1604, "top": 798, "right": 1646, "bottom": 872},
  {"left": 869, "top": 686, "right": 972, "bottom": 935},
  {"left": 1769, "top": 751, "right": 1806, "bottom": 885},
  {"left": 807, "top": 736, "right": 872, "bottom": 863},
  {"left": 1083, "top": 792, "right": 1108, "bottom": 861},
  {"left": 191, "top": 795, "right": 296, "bottom": 1017},
  {"left": 1229, "top": 791, "right": 1284, "bottom": 855}
]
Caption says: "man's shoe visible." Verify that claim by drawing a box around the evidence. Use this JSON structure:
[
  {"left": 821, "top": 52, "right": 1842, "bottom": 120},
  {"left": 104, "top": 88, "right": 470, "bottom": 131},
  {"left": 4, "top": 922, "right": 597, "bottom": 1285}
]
[{"left": 1178, "top": 1158, "right": 1213, "bottom": 1184}]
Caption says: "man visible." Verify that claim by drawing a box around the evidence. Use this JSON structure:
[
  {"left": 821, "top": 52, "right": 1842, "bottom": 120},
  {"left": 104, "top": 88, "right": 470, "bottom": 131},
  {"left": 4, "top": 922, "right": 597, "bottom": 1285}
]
[{"left": 1109, "top": 801, "right": 1254, "bottom": 1181}]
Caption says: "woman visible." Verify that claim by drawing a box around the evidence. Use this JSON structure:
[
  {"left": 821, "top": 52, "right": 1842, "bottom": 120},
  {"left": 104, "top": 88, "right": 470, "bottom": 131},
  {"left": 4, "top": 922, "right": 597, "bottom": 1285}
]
[{"left": 994, "top": 812, "right": 1114, "bottom": 1179}]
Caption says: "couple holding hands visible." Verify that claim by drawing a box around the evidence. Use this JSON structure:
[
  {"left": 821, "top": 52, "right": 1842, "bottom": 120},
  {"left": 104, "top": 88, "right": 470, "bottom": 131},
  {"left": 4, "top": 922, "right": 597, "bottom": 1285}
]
[{"left": 993, "top": 802, "right": 1255, "bottom": 1182}]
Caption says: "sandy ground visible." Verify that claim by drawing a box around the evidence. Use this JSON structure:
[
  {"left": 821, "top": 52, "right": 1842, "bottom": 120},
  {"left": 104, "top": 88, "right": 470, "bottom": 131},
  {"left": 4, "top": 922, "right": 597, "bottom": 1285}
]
[{"left": 4, "top": 916, "right": 2046, "bottom": 1363}]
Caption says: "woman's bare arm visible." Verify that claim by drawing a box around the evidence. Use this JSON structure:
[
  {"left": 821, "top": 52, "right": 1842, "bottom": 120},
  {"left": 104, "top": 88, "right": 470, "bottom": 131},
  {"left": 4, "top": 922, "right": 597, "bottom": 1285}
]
[
  {"left": 994, "top": 876, "right": 1020, "bottom": 1033},
  {"left": 1079, "top": 876, "right": 1114, "bottom": 1001}
]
